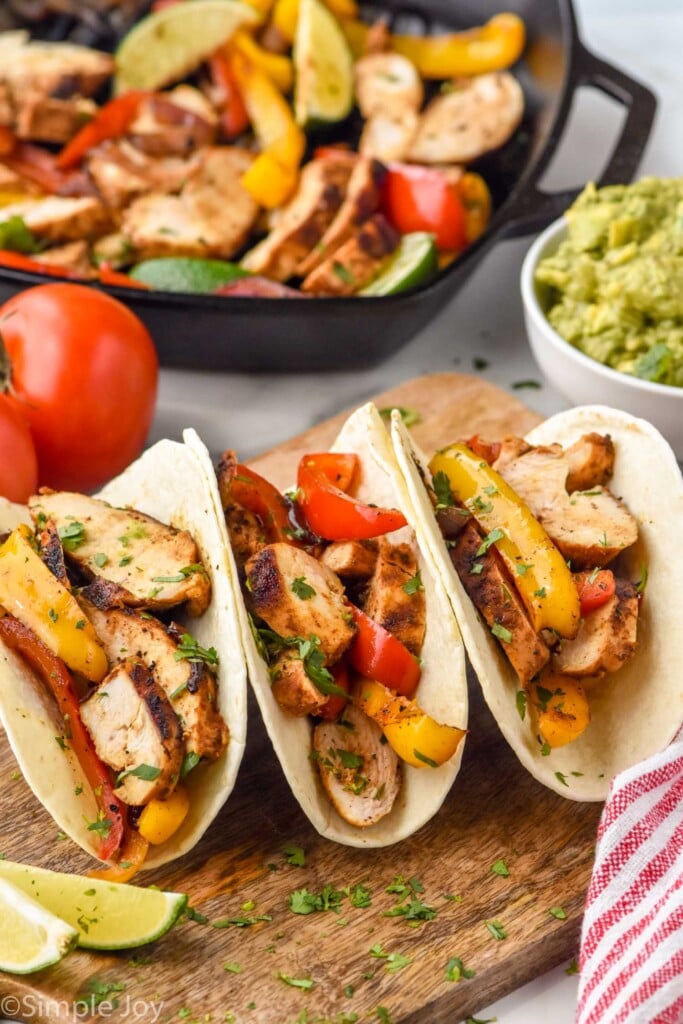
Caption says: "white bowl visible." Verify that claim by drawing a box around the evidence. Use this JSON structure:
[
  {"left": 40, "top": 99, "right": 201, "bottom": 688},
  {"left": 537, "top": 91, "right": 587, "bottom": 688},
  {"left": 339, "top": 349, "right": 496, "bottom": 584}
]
[{"left": 521, "top": 217, "right": 683, "bottom": 458}]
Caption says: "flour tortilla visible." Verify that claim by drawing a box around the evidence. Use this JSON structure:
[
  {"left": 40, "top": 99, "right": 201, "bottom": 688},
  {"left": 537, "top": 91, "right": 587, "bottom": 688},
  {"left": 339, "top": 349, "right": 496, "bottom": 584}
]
[
  {"left": 229, "top": 402, "right": 468, "bottom": 846},
  {"left": 0, "top": 429, "right": 247, "bottom": 868},
  {"left": 392, "top": 405, "right": 683, "bottom": 801}
]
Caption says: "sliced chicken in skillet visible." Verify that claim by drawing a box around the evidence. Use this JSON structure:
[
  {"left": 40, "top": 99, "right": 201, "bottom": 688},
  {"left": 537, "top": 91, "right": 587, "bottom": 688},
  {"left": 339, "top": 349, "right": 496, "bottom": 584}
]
[
  {"left": 245, "top": 543, "right": 356, "bottom": 665},
  {"left": 313, "top": 705, "right": 400, "bottom": 827},
  {"left": 552, "top": 578, "right": 639, "bottom": 678},
  {"left": 34, "top": 240, "right": 96, "bottom": 277},
  {"left": 301, "top": 213, "right": 399, "bottom": 295},
  {"left": 0, "top": 196, "right": 110, "bottom": 244},
  {"left": 493, "top": 444, "right": 638, "bottom": 569},
  {"left": 359, "top": 111, "right": 420, "bottom": 164},
  {"left": 450, "top": 520, "right": 551, "bottom": 685},
  {"left": 28, "top": 491, "right": 211, "bottom": 617},
  {"left": 355, "top": 52, "right": 424, "bottom": 119},
  {"left": 88, "top": 140, "right": 202, "bottom": 210},
  {"left": 297, "top": 157, "right": 385, "bottom": 276},
  {"left": 240, "top": 154, "right": 355, "bottom": 281},
  {"left": 14, "top": 94, "right": 97, "bottom": 145},
  {"left": 0, "top": 38, "right": 114, "bottom": 99},
  {"left": 79, "top": 599, "right": 228, "bottom": 761},
  {"left": 362, "top": 537, "right": 426, "bottom": 657},
  {"left": 80, "top": 658, "right": 184, "bottom": 807},
  {"left": 127, "top": 86, "right": 217, "bottom": 157},
  {"left": 409, "top": 71, "right": 524, "bottom": 164}
]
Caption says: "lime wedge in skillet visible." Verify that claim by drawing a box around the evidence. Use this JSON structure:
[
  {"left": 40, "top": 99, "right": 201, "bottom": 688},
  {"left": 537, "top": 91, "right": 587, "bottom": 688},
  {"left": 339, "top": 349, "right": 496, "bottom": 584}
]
[
  {"left": 115, "top": 0, "right": 261, "bottom": 92},
  {"left": 0, "top": 877, "right": 78, "bottom": 974},
  {"left": 294, "top": 0, "right": 354, "bottom": 127},
  {"left": 0, "top": 860, "right": 187, "bottom": 951},
  {"left": 360, "top": 232, "right": 438, "bottom": 296},
  {"left": 129, "top": 257, "right": 250, "bottom": 294}
]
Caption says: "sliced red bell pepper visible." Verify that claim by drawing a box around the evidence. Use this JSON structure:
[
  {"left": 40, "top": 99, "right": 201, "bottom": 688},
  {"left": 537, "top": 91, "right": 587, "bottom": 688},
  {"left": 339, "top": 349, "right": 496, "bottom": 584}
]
[
  {"left": 314, "top": 145, "right": 354, "bottom": 161},
  {"left": 0, "top": 250, "right": 84, "bottom": 279},
  {"left": 0, "top": 616, "right": 124, "bottom": 861},
  {"left": 209, "top": 52, "right": 250, "bottom": 139},
  {"left": 57, "top": 91, "right": 149, "bottom": 170},
  {"left": 303, "top": 452, "right": 358, "bottom": 493},
  {"left": 347, "top": 605, "right": 420, "bottom": 699},
  {"left": 381, "top": 163, "right": 467, "bottom": 251},
  {"left": 464, "top": 435, "right": 501, "bottom": 466},
  {"left": 297, "top": 454, "right": 407, "bottom": 541},
  {"left": 576, "top": 569, "right": 616, "bottom": 616},
  {"left": 0, "top": 126, "right": 14, "bottom": 157},
  {"left": 317, "top": 660, "right": 350, "bottom": 721},
  {"left": 98, "top": 265, "right": 151, "bottom": 290},
  {"left": 228, "top": 461, "right": 296, "bottom": 544},
  {"left": 3, "top": 139, "right": 94, "bottom": 195}
]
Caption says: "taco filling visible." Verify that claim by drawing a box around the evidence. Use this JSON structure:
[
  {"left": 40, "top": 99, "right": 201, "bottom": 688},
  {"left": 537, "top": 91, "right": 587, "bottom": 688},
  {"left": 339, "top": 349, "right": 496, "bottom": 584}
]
[
  {"left": 217, "top": 449, "right": 465, "bottom": 829},
  {"left": 428, "top": 432, "right": 641, "bottom": 751},
  {"left": 0, "top": 489, "right": 229, "bottom": 878}
]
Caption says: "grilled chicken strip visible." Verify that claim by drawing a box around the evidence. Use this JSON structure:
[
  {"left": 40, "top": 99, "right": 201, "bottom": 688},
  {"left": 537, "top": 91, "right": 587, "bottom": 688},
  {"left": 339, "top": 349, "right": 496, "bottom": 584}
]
[
  {"left": 494, "top": 444, "right": 638, "bottom": 569},
  {"left": 0, "top": 37, "right": 114, "bottom": 98},
  {"left": 14, "top": 94, "right": 97, "bottom": 145},
  {"left": 241, "top": 154, "right": 355, "bottom": 281},
  {"left": 122, "top": 147, "right": 259, "bottom": 261},
  {"left": 80, "top": 658, "right": 184, "bottom": 807},
  {"left": 450, "top": 521, "right": 551, "bottom": 685},
  {"left": 245, "top": 543, "right": 356, "bottom": 665},
  {"left": 128, "top": 87, "right": 217, "bottom": 157},
  {"left": 36, "top": 518, "right": 70, "bottom": 589},
  {"left": 80, "top": 599, "right": 228, "bottom": 761},
  {"left": 355, "top": 52, "right": 423, "bottom": 118},
  {"left": 359, "top": 111, "right": 420, "bottom": 164},
  {"left": 29, "top": 491, "right": 211, "bottom": 616},
  {"left": 409, "top": 71, "right": 524, "bottom": 164},
  {"left": 320, "top": 540, "right": 378, "bottom": 580},
  {"left": 88, "top": 140, "right": 202, "bottom": 210},
  {"left": 270, "top": 650, "right": 328, "bottom": 717},
  {"left": 552, "top": 578, "right": 638, "bottom": 678},
  {"left": 0, "top": 197, "right": 109, "bottom": 244},
  {"left": 297, "top": 157, "right": 384, "bottom": 276},
  {"left": 301, "top": 214, "right": 399, "bottom": 295},
  {"left": 362, "top": 537, "right": 426, "bottom": 657},
  {"left": 565, "top": 434, "right": 616, "bottom": 493},
  {"left": 35, "top": 240, "right": 96, "bottom": 278},
  {"left": 313, "top": 705, "right": 400, "bottom": 827}
]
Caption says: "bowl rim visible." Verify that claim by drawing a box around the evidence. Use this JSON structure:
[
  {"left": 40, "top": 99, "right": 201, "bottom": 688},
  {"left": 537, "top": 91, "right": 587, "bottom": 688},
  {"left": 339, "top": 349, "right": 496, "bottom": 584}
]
[{"left": 520, "top": 215, "right": 683, "bottom": 400}]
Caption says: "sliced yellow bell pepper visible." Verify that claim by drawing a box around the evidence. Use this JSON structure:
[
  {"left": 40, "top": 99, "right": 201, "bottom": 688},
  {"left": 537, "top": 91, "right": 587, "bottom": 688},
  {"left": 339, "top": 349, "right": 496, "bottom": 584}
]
[
  {"left": 88, "top": 829, "right": 149, "bottom": 882},
  {"left": 244, "top": 0, "right": 277, "bottom": 14},
  {"left": 231, "top": 31, "right": 294, "bottom": 93},
  {"left": 342, "top": 12, "right": 525, "bottom": 76},
  {"left": 429, "top": 445, "right": 580, "bottom": 638},
  {"left": 529, "top": 677, "right": 590, "bottom": 749},
  {"left": 391, "top": 13, "right": 526, "bottom": 79},
  {"left": 272, "top": 0, "right": 358, "bottom": 42},
  {"left": 355, "top": 679, "right": 465, "bottom": 768},
  {"left": 231, "top": 50, "right": 305, "bottom": 206},
  {"left": 138, "top": 784, "right": 190, "bottom": 845},
  {"left": 460, "top": 172, "right": 491, "bottom": 245},
  {"left": 0, "top": 525, "right": 108, "bottom": 682}
]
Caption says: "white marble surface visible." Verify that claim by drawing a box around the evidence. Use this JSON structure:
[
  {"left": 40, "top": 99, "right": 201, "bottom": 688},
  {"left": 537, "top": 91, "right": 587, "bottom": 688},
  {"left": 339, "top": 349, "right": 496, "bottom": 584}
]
[{"left": 150, "top": 3, "right": 682, "bottom": 1021}]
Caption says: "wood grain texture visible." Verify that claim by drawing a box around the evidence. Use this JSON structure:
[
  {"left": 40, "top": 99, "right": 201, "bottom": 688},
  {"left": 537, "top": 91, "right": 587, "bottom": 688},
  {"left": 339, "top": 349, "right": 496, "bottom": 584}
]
[{"left": 0, "top": 374, "right": 599, "bottom": 1024}]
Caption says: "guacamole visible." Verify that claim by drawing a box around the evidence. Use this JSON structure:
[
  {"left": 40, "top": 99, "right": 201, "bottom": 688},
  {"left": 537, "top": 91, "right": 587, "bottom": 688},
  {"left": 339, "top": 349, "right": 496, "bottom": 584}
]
[{"left": 535, "top": 177, "right": 683, "bottom": 387}]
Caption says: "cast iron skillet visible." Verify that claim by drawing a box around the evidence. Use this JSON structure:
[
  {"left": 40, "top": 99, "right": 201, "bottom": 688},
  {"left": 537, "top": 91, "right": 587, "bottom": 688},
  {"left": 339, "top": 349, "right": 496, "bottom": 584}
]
[{"left": 0, "top": 0, "right": 656, "bottom": 372}]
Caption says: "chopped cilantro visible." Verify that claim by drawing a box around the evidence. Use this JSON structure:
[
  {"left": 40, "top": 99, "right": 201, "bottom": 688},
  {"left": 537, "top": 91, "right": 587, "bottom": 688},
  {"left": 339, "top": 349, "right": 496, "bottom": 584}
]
[
  {"left": 476, "top": 527, "right": 504, "bottom": 556},
  {"left": 119, "top": 556, "right": 133, "bottom": 567},
  {"left": 470, "top": 561, "right": 484, "bottom": 575},
  {"left": 491, "top": 859, "right": 509, "bottom": 877},
  {"left": 48, "top": 607, "right": 58, "bottom": 623},
  {"left": 347, "top": 883, "right": 372, "bottom": 908},
  {"left": 332, "top": 261, "right": 355, "bottom": 285},
  {"left": 566, "top": 959, "right": 579, "bottom": 976},
  {"left": 473, "top": 356, "right": 489, "bottom": 371},
  {"left": 291, "top": 577, "right": 316, "bottom": 600},
  {"left": 512, "top": 379, "right": 541, "bottom": 390},
  {"left": 485, "top": 919, "right": 507, "bottom": 941},
  {"left": 93, "top": 552, "right": 109, "bottom": 568},
  {"left": 378, "top": 406, "right": 421, "bottom": 428},
  {"left": 635, "top": 563, "right": 648, "bottom": 594},
  {"left": 516, "top": 562, "right": 533, "bottom": 576},
  {"left": 174, "top": 633, "right": 219, "bottom": 667},
  {"left": 0, "top": 215, "right": 40, "bottom": 254},
  {"left": 86, "top": 815, "right": 112, "bottom": 837},
  {"left": 402, "top": 571, "right": 423, "bottom": 595},
  {"left": 58, "top": 521, "right": 86, "bottom": 551},
  {"left": 491, "top": 622, "right": 512, "bottom": 644},
  {"left": 212, "top": 914, "right": 272, "bottom": 929},
  {"left": 549, "top": 906, "right": 567, "bottom": 920},
  {"left": 277, "top": 973, "right": 314, "bottom": 990},
  {"left": 75, "top": 619, "right": 86, "bottom": 630},
  {"left": 75, "top": 979, "right": 127, "bottom": 1012},
  {"left": 534, "top": 587, "right": 547, "bottom": 598},
  {"left": 334, "top": 748, "right": 364, "bottom": 770},
  {"left": 115, "top": 763, "right": 161, "bottom": 787},
  {"left": 432, "top": 470, "right": 455, "bottom": 508},
  {"left": 516, "top": 690, "right": 527, "bottom": 721},
  {"left": 445, "top": 956, "right": 476, "bottom": 982},
  {"left": 283, "top": 844, "right": 306, "bottom": 867},
  {"left": 181, "top": 751, "right": 201, "bottom": 779},
  {"left": 375, "top": 1010, "right": 393, "bottom": 1024},
  {"left": 540, "top": 740, "right": 552, "bottom": 757},
  {"left": 555, "top": 771, "right": 569, "bottom": 787},
  {"left": 413, "top": 749, "right": 438, "bottom": 768}
]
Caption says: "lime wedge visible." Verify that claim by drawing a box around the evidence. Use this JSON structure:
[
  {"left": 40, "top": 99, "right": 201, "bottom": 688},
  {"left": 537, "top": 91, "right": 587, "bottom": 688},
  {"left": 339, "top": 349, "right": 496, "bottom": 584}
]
[
  {"left": 360, "top": 232, "right": 438, "bottom": 296},
  {"left": 130, "top": 257, "right": 250, "bottom": 294},
  {"left": 115, "top": 0, "right": 261, "bottom": 92},
  {"left": 0, "top": 877, "right": 78, "bottom": 974},
  {"left": 0, "top": 861, "right": 187, "bottom": 951},
  {"left": 294, "top": 0, "right": 353, "bottom": 127}
]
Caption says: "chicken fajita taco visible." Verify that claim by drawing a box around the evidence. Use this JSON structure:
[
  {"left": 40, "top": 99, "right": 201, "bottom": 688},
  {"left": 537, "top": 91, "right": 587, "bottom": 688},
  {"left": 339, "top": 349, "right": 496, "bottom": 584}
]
[
  {"left": 0, "top": 429, "right": 247, "bottom": 875},
  {"left": 390, "top": 405, "right": 683, "bottom": 800},
  {"left": 213, "top": 403, "right": 468, "bottom": 846}
]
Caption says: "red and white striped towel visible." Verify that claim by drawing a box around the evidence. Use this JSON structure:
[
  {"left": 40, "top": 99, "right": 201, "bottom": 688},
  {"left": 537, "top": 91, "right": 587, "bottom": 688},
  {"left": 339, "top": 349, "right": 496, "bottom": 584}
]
[{"left": 576, "top": 729, "right": 683, "bottom": 1024}]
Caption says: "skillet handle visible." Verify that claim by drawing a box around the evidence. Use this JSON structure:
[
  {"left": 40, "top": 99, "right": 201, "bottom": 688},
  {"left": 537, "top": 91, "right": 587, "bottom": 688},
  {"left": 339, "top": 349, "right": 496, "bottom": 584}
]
[{"left": 502, "top": 42, "right": 657, "bottom": 238}]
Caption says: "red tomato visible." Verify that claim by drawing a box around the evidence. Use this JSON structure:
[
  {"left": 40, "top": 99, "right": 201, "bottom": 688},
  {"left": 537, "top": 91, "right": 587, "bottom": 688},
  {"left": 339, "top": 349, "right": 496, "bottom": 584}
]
[
  {"left": 576, "top": 569, "right": 616, "bottom": 615},
  {"left": 0, "top": 284, "right": 158, "bottom": 492},
  {"left": 0, "top": 394, "right": 38, "bottom": 502},
  {"left": 381, "top": 163, "right": 467, "bottom": 251}
]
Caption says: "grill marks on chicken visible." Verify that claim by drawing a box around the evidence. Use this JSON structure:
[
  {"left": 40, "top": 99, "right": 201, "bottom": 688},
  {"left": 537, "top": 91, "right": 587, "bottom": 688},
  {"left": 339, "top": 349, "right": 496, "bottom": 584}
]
[
  {"left": 313, "top": 705, "right": 401, "bottom": 828},
  {"left": 79, "top": 599, "right": 228, "bottom": 761},
  {"left": 80, "top": 658, "right": 184, "bottom": 807},
  {"left": 246, "top": 543, "right": 356, "bottom": 665},
  {"left": 450, "top": 521, "right": 550, "bottom": 685},
  {"left": 362, "top": 537, "right": 426, "bottom": 657},
  {"left": 552, "top": 578, "right": 639, "bottom": 678},
  {"left": 28, "top": 491, "right": 211, "bottom": 617},
  {"left": 270, "top": 651, "right": 328, "bottom": 718}
]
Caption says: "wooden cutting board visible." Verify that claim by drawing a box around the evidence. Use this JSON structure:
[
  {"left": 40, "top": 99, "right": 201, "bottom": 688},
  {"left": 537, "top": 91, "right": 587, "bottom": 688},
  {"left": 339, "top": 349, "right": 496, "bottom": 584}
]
[{"left": 0, "top": 374, "right": 601, "bottom": 1024}]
